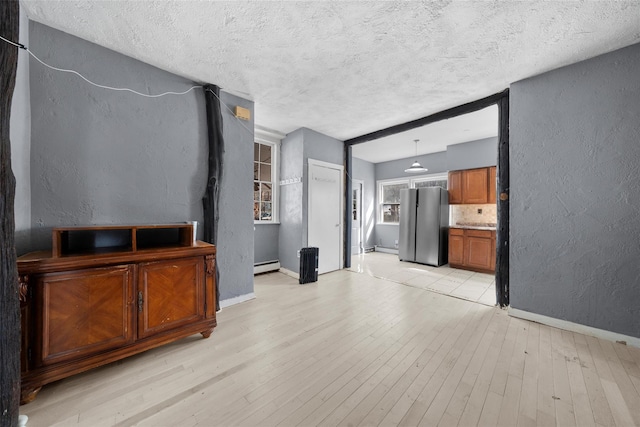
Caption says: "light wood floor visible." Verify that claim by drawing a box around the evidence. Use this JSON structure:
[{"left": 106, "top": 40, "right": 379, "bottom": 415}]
[
  {"left": 349, "top": 252, "right": 496, "bottom": 306},
  {"left": 21, "top": 270, "right": 640, "bottom": 427}
]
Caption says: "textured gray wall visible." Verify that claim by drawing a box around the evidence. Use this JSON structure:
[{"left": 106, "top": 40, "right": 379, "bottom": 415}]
[
  {"left": 11, "top": 10, "right": 31, "bottom": 255},
  {"left": 446, "top": 137, "right": 497, "bottom": 171},
  {"left": 254, "top": 224, "right": 279, "bottom": 264},
  {"left": 352, "top": 157, "right": 376, "bottom": 250},
  {"left": 510, "top": 42, "right": 640, "bottom": 338},
  {"left": 278, "top": 128, "right": 344, "bottom": 272},
  {"left": 28, "top": 22, "right": 254, "bottom": 302},
  {"left": 278, "top": 129, "right": 304, "bottom": 271},
  {"left": 218, "top": 91, "right": 255, "bottom": 300}
]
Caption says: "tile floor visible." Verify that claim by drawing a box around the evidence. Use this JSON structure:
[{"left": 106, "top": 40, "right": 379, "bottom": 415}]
[{"left": 349, "top": 251, "right": 497, "bottom": 306}]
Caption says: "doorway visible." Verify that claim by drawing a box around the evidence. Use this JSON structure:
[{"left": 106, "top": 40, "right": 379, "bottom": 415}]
[
  {"left": 308, "top": 159, "right": 344, "bottom": 274},
  {"left": 351, "top": 179, "right": 364, "bottom": 255}
]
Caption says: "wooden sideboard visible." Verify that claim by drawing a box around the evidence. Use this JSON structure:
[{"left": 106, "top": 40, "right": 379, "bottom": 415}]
[{"left": 18, "top": 224, "right": 217, "bottom": 404}]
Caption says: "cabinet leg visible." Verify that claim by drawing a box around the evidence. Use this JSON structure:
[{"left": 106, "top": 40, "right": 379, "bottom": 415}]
[
  {"left": 201, "top": 329, "right": 214, "bottom": 339},
  {"left": 20, "top": 386, "right": 42, "bottom": 405}
]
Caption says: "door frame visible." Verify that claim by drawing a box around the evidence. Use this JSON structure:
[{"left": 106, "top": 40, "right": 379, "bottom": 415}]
[
  {"left": 307, "top": 158, "right": 344, "bottom": 273},
  {"left": 351, "top": 179, "right": 364, "bottom": 255},
  {"left": 344, "top": 89, "right": 510, "bottom": 307}
]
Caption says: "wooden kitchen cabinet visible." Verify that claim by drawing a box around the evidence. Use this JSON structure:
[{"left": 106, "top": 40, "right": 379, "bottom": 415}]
[
  {"left": 488, "top": 166, "right": 496, "bottom": 204},
  {"left": 18, "top": 224, "right": 216, "bottom": 404},
  {"left": 448, "top": 166, "right": 495, "bottom": 204},
  {"left": 463, "top": 168, "right": 489, "bottom": 204},
  {"left": 448, "top": 228, "right": 464, "bottom": 265},
  {"left": 447, "top": 170, "right": 463, "bottom": 204},
  {"left": 448, "top": 228, "right": 495, "bottom": 274}
]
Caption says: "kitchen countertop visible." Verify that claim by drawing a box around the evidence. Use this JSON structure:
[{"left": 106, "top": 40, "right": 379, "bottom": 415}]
[{"left": 451, "top": 222, "right": 496, "bottom": 231}]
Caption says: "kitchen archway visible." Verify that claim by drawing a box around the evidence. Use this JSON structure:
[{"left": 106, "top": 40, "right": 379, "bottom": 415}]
[{"left": 344, "top": 90, "right": 510, "bottom": 307}]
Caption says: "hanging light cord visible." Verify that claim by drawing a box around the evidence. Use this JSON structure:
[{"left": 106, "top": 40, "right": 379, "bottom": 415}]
[
  {"left": 0, "top": 34, "right": 203, "bottom": 98},
  {"left": 0, "top": 34, "right": 257, "bottom": 138}
]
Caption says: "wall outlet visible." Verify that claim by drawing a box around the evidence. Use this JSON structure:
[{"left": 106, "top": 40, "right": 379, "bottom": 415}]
[
  {"left": 296, "top": 250, "right": 300, "bottom": 258},
  {"left": 477, "top": 208, "right": 483, "bottom": 214},
  {"left": 394, "top": 240, "right": 398, "bottom": 248}
]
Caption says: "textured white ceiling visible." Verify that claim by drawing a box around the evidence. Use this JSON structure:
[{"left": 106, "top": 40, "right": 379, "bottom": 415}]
[{"left": 19, "top": 0, "right": 640, "bottom": 162}]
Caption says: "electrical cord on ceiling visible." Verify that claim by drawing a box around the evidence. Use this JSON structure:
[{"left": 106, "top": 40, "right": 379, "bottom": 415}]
[{"left": 0, "top": 33, "right": 254, "bottom": 140}]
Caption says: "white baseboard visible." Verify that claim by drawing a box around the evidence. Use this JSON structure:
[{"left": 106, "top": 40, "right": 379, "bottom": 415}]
[
  {"left": 219, "top": 292, "right": 256, "bottom": 309},
  {"left": 374, "top": 246, "right": 399, "bottom": 255},
  {"left": 254, "top": 261, "right": 280, "bottom": 275},
  {"left": 509, "top": 308, "right": 640, "bottom": 349},
  {"left": 279, "top": 267, "right": 300, "bottom": 280}
]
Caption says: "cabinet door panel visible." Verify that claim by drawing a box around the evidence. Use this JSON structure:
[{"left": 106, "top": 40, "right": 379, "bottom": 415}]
[
  {"left": 463, "top": 168, "right": 489, "bottom": 204},
  {"left": 138, "top": 257, "right": 204, "bottom": 339},
  {"left": 448, "top": 234, "right": 464, "bottom": 266},
  {"left": 38, "top": 265, "right": 134, "bottom": 365},
  {"left": 465, "top": 237, "right": 493, "bottom": 271},
  {"left": 448, "top": 171, "right": 463, "bottom": 204},
  {"left": 489, "top": 166, "right": 497, "bottom": 204}
]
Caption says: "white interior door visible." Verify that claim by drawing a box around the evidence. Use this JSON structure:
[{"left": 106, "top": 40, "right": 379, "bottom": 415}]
[
  {"left": 308, "top": 160, "right": 343, "bottom": 274},
  {"left": 351, "top": 180, "right": 363, "bottom": 255}
]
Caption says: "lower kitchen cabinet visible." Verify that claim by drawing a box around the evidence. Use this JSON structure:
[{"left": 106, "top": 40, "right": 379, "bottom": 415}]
[
  {"left": 448, "top": 228, "right": 465, "bottom": 265},
  {"left": 448, "top": 228, "right": 495, "bottom": 274}
]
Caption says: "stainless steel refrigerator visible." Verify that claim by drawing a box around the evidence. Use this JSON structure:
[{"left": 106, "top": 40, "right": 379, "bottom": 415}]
[{"left": 398, "top": 187, "right": 449, "bottom": 266}]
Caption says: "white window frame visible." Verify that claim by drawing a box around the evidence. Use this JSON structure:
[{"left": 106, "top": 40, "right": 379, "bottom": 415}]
[
  {"left": 377, "top": 178, "right": 409, "bottom": 225},
  {"left": 409, "top": 172, "right": 448, "bottom": 189},
  {"left": 254, "top": 127, "right": 282, "bottom": 224}
]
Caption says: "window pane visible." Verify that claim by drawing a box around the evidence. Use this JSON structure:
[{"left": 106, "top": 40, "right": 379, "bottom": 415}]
[
  {"left": 260, "top": 144, "right": 271, "bottom": 164},
  {"left": 254, "top": 182, "right": 260, "bottom": 201},
  {"left": 253, "top": 202, "right": 260, "bottom": 220},
  {"left": 261, "top": 183, "right": 272, "bottom": 201},
  {"left": 261, "top": 202, "right": 272, "bottom": 221},
  {"left": 254, "top": 143, "right": 259, "bottom": 161},
  {"left": 259, "top": 162, "right": 271, "bottom": 182},
  {"left": 254, "top": 162, "right": 259, "bottom": 181},
  {"left": 383, "top": 204, "right": 400, "bottom": 223},
  {"left": 382, "top": 183, "right": 407, "bottom": 203}
]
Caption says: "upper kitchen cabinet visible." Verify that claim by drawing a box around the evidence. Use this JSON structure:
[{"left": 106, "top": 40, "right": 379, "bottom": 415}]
[
  {"left": 448, "top": 170, "right": 463, "bottom": 204},
  {"left": 463, "top": 168, "right": 489, "bottom": 203},
  {"left": 448, "top": 166, "right": 495, "bottom": 204}
]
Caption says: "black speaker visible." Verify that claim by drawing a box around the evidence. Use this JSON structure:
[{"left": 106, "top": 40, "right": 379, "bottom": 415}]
[{"left": 299, "top": 247, "right": 319, "bottom": 284}]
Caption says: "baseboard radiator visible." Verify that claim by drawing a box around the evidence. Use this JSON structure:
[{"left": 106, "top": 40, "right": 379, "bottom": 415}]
[
  {"left": 253, "top": 260, "right": 280, "bottom": 275},
  {"left": 299, "top": 247, "right": 319, "bottom": 284}
]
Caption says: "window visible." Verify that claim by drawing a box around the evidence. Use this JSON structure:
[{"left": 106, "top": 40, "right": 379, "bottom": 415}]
[
  {"left": 378, "top": 180, "right": 409, "bottom": 224},
  {"left": 253, "top": 132, "right": 280, "bottom": 223},
  {"left": 411, "top": 173, "right": 448, "bottom": 189},
  {"left": 254, "top": 142, "right": 272, "bottom": 221}
]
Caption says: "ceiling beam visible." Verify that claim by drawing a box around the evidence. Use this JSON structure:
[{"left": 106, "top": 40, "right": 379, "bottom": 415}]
[{"left": 344, "top": 89, "right": 509, "bottom": 146}]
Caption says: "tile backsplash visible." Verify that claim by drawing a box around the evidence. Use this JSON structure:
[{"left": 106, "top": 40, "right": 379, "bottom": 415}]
[{"left": 450, "top": 204, "right": 497, "bottom": 225}]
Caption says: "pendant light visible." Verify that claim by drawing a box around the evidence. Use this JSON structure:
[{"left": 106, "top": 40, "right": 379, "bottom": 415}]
[{"left": 404, "top": 139, "right": 427, "bottom": 173}]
